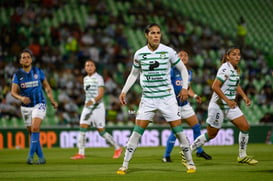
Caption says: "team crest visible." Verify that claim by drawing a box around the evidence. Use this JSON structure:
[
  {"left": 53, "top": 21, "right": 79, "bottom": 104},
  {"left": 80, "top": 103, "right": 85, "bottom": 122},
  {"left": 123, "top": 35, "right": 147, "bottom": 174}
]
[
  {"left": 175, "top": 80, "right": 182, "bottom": 86},
  {"left": 34, "top": 74, "right": 38, "bottom": 79},
  {"left": 159, "top": 53, "right": 167, "bottom": 59}
]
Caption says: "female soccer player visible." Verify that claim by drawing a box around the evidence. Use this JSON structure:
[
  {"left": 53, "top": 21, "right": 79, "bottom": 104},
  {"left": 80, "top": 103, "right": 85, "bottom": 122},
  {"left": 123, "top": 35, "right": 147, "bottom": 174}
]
[
  {"left": 11, "top": 49, "right": 58, "bottom": 164},
  {"left": 189, "top": 47, "right": 258, "bottom": 165},
  {"left": 162, "top": 50, "right": 211, "bottom": 163},
  {"left": 116, "top": 23, "right": 196, "bottom": 174},
  {"left": 70, "top": 59, "right": 122, "bottom": 160}
]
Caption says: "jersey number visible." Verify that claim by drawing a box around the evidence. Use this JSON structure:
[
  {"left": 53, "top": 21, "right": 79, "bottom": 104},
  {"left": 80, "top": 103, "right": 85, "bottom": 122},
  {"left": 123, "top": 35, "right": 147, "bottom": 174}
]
[
  {"left": 216, "top": 113, "right": 220, "bottom": 120},
  {"left": 149, "top": 61, "right": 159, "bottom": 70}
]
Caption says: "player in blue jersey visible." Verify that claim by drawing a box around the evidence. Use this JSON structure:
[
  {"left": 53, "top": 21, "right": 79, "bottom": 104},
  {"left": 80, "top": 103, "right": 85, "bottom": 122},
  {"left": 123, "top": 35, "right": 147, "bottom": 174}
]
[
  {"left": 162, "top": 50, "right": 212, "bottom": 163},
  {"left": 11, "top": 49, "right": 58, "bottom": 164}
]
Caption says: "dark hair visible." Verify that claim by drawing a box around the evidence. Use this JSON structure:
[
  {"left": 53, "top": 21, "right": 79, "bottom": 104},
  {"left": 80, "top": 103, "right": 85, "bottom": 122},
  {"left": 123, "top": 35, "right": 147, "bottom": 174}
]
[
  {"left": 144, "top": 23, "right": 161, "bottom": 34},
  {"left": 21, "top": 49, "right": 33, "bottom": 58},
  {"left": 221, "top": 46, "right": 241, "bottom": 73},
  {"left": 85, "top": 59, "right": 97, "bottom": 68},
  {"left": 224, "top": 46, "right": 240, "bottom": 56}
]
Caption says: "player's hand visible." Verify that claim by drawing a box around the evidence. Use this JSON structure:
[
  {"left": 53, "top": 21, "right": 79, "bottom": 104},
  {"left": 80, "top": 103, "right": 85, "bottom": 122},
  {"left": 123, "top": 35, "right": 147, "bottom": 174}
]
[
  {"left": 21, "top": 96, "right": 31, "bottom": 104},
  {"left": 243, "top": 96, "right": 251, "bottom": 106},
  {"left": 119, "top": 92, "right": 127, "bottom": 105},
  {"left": 85, "top": 101, "right": 93, "bottom": 107},
  {"left": 51, "top": 101, "right": 58, "bottom": 109},
  {"left": 178, "top": 88, "right": 188, "bottom": 102},
  {"left": 227, "top": 100, "right": 237, "bottom": 109},
  {"left": 195, "top": 95, "right": 202, "bottom": 104}
]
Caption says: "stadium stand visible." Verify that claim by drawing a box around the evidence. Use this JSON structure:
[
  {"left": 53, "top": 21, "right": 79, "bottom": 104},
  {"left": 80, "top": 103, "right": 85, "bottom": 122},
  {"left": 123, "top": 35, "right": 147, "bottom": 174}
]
[{"left": 0, "top": 0, "right": 272, "bottom": 127}]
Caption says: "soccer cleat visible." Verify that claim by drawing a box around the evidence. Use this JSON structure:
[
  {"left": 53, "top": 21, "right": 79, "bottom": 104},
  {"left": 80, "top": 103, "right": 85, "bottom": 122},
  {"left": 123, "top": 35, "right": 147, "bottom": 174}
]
[
  {"left": 196, "top": 151, "right": 212, "bottom": 160},
  {"left": 26, "top": 156, "right": 33, "bottom": 165},
  {"left": 162, "top": 156, "right": 172, "bottom": 162},
  {"left": 179, "top": 151, "right": 187, "bottom": 163},
  {"left": 70, "top": 153, "right": 86, "bottom": 160},
  {"left": 184, "top": 163, "right": 196, "bottom": 173},
  {"left": 36, "top": 158, "right": 46, "bottom": 164},
  {"left": 116, "top": 166, "right": 128, "bottom": 175},
  {"left": 113, "top": 148, "right": 123, "bottom": 159},
  {"left": 179, "top": 151, "right": 196, "bottom": 173},
  {"left": 237, "top": 155, "right": 258, "bottom": 165}
]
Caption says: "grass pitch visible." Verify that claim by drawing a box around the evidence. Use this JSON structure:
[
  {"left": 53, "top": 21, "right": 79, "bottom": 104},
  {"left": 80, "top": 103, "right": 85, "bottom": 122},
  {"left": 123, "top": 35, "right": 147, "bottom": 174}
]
[{"left": 0, "top": 144, "right": 272, "bottom": 181}]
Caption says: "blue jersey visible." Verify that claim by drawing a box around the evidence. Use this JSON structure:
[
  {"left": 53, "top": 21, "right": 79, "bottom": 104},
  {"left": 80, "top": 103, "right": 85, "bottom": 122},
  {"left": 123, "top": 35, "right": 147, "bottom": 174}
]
[
  {"left": 170, "top": 67, "right": 192, "bottom": 106},
  {"left": 12, "top": 67, "right": 46, "bottom": 107}
]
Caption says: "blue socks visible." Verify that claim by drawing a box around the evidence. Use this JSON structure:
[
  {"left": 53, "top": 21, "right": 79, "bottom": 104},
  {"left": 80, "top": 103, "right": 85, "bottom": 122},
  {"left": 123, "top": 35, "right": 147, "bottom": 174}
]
[
  {"left": 28, "top": 132, "right": 44, "bottom": 159},
  {"left": 164, "top": 132, "right": 176, "bottom": 158},
  {"left": 192, "top": 124, "right": 204, "bottom": 154}
]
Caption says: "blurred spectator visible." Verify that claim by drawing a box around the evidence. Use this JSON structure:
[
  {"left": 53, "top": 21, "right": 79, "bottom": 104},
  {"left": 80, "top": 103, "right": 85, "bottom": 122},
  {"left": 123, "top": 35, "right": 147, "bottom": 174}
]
[
  {"left": 263, "top": 84, "right": 273, "bottom": 106},
  {"left": 62, "top": 101, "right": 80, "bottom": 127},
  {"left": 244, "top": 81, "right": 257, "bottom": 97},
  {"left": 28, "top": 38, "right": 41, "bottom": 58},
  {"left": 0, "top": 97, "right": 21, "bottom": 119},
  {"left": 260, "top": 113, "right": 273, "bottom": 124},
  {"left": 104, "top": 71, "right": 118, "bottom": 95},
  {"left": 236, "top": 16, "right": 247, "bottom": 49}
]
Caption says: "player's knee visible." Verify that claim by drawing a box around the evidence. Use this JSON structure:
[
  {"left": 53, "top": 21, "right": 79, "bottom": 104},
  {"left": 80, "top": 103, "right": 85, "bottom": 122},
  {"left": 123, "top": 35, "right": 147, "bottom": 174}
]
[
  {"left": 207, "top": 128, "right": 218, "bottom": 139},
  {"left": 208, "top": 133, "right": 217, "bottom": 139},
  {"left": 31, "top": 126, "right": 40, "bottom": 132},
  {"left": 240, "top": 124, "right": 250, "bottom": 132}
]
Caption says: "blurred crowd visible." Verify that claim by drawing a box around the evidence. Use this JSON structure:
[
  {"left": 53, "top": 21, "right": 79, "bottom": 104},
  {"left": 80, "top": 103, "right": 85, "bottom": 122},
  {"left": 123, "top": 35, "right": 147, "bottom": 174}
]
[{"left": 1, "top": 0, "right": 272, "bottom": 127}]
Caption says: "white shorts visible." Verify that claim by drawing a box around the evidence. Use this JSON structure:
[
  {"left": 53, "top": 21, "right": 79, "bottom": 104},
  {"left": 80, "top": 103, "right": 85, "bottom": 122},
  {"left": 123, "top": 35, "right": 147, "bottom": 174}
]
[
  {"left": 79, "top": 103, "right": 105, "bottom": 128},
  {"left": 21, "top": 103, "right": 47, "bottom": 127},
  {"left": 136, "top": 96, "right": 180, "bottom": 122},
  {"left": 180, "top": 103, "right": 195, "bottom": 119},
  {"left": 206, "top": 102, "right": 243, "bottom": 129}
]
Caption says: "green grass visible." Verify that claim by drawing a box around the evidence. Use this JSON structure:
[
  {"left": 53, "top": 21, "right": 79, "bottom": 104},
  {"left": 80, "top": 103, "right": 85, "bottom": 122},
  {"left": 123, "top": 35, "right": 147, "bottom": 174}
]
[{"left": 0, "top": 144, "right": 272, "bottom": 181}]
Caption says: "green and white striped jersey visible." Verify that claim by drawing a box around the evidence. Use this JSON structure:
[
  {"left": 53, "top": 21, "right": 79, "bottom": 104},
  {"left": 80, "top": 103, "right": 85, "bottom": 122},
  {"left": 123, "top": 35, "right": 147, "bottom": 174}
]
[
  {"left": 210, "top": 62, "right": 240, "bottom": 109},
  {"left": 133, "top": 43, "right": 180, "bottom": 98},
  {"left": 83, "top": 72, "right": 104, "bottom": 108}
]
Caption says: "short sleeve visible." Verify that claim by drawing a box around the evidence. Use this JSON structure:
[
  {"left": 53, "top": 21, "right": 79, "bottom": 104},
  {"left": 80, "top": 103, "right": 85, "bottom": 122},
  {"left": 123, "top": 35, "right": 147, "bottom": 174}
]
[
  {"left": 216, "top": 64, "right": 228, "bottom": 83},
  {"left": 97, "top": 75, "right": 104, "bottom": 87}
]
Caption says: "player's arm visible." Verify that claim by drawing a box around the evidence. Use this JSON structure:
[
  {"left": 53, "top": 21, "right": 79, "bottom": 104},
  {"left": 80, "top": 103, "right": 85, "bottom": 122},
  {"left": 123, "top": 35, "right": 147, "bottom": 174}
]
[
  {"left": 86, "top": 86, "right": 104, "bottom": 107},
  {"left": 188, "top": 86, "right": 201, "bottom": 104},
  {"left": 42, "top": 79, "right": 58, "bottom": 109},
  {"left": 11, "top": 83, "right": 31, "bottom": 105},
  {"left": 175, "top": 61, "right": 188, "bottom": 102},
  {"left": 119, "top": 66, "right": 140, "bottom": 105},
  {"left": 212, "top": 78, "right": 236, "bottom": 109},
  {"left": 237, "top": 85, "right": 251, "bottom": 106}
]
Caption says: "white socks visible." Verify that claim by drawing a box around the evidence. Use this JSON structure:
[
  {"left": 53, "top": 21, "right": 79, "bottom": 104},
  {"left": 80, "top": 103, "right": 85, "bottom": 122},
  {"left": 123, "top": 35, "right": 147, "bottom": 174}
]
[
  {"left": 122, "top": 131, "right": 141, "bottom": 168},
  {"left": 190, "top": 134, "right": 208, "bottom": 151},
  {"left": 102, "top": 132, "right": 120, "bottom": 149},
  {"left": 78, "top": 131, "right": 86, "bottom": 155},
  {"left": 238, "top": 131, "right": 249, "bottom": 158},
  {"left": 176, "top": 132, "right": 194, "bottom": 165}
]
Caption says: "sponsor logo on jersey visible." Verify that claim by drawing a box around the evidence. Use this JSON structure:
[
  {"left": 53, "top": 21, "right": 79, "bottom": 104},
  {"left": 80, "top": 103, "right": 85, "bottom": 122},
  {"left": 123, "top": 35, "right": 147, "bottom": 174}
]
[{"left": 20, "top": 80, "right": 39, "bottom": 88}]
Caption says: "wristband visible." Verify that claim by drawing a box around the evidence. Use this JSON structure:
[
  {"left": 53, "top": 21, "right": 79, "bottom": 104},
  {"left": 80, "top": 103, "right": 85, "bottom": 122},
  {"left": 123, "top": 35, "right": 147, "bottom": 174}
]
[
  {"left": 193, "top": 94, "right": 198, "bottom": 98},
  {"left": 91, "top": 98, "right": 96, "bottom": 104}
]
